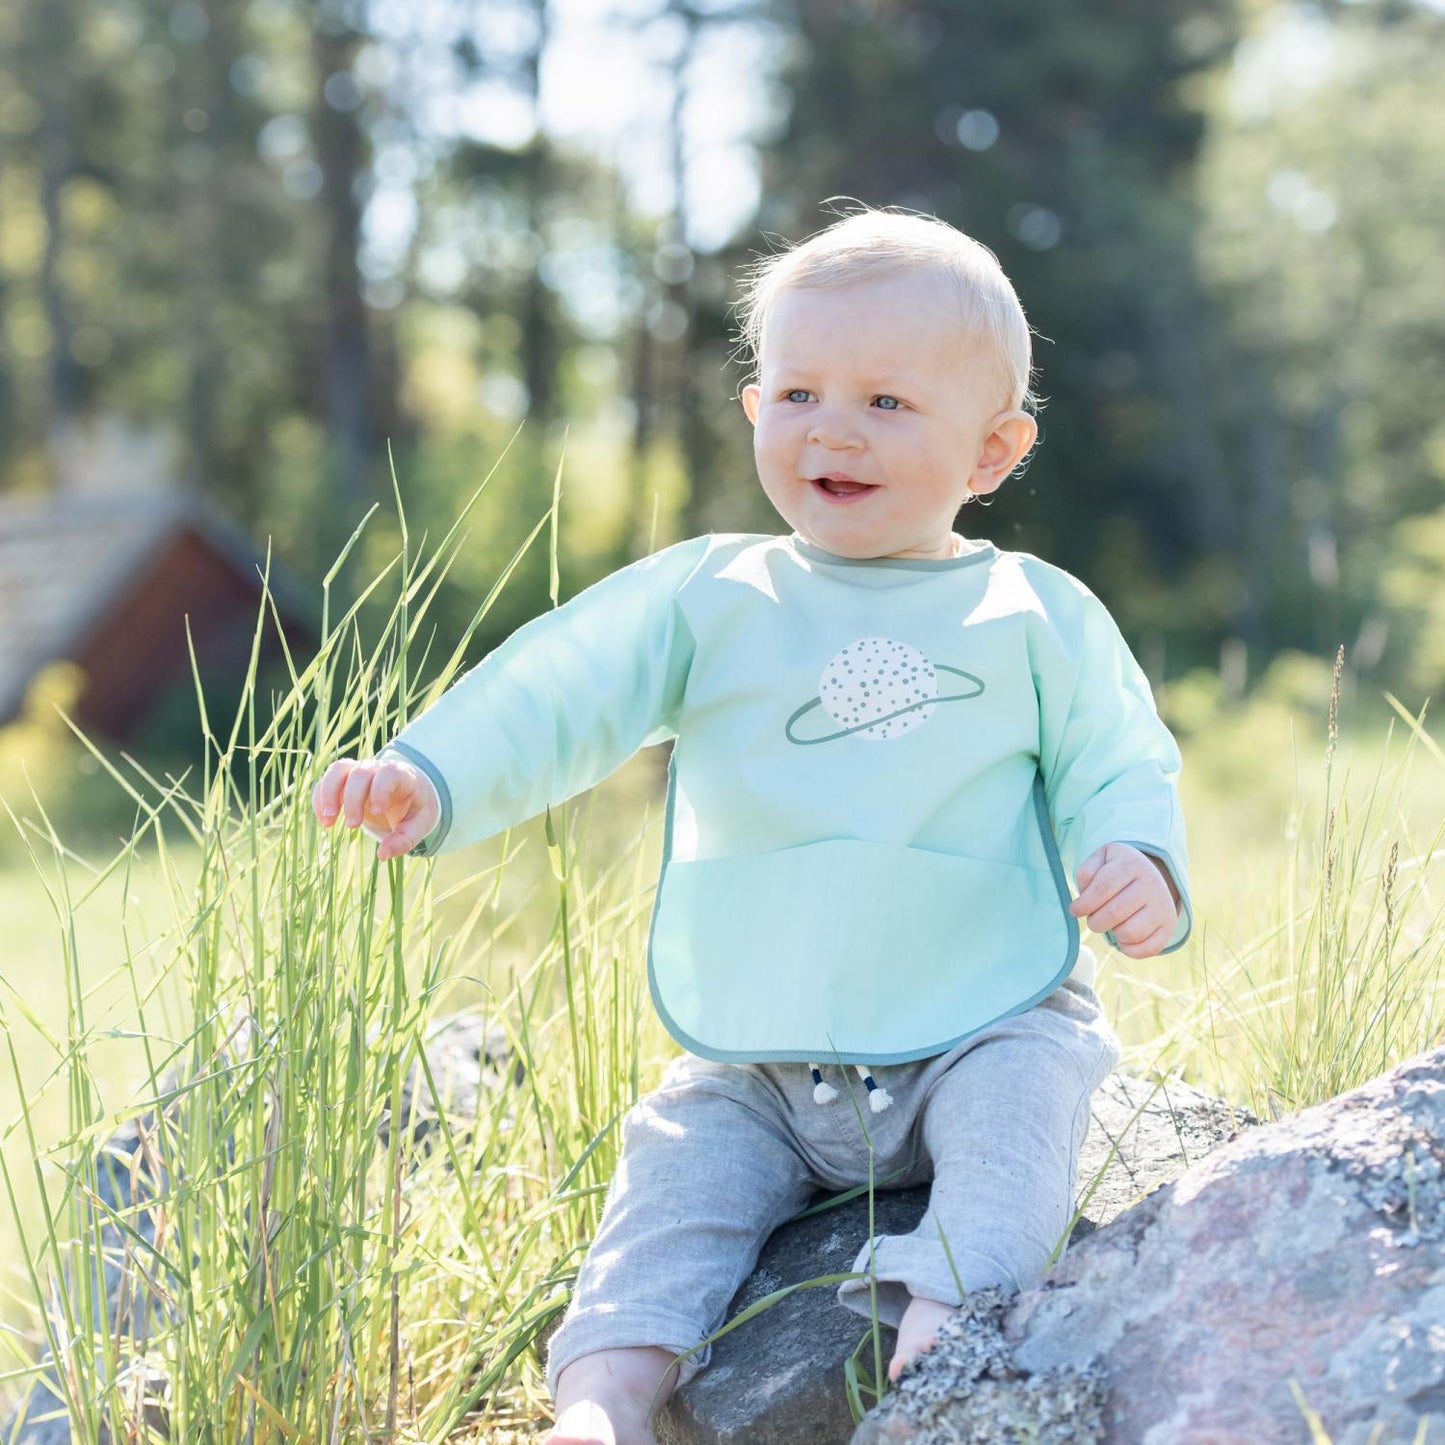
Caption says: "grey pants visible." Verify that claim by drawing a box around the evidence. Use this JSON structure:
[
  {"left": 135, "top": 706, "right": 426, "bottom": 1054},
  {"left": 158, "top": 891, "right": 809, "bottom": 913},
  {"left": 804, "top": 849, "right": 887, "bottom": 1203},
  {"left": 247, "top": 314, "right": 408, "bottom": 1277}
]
[{"left": 545, "top": 972, "right": 1120, "bottom": 1395}]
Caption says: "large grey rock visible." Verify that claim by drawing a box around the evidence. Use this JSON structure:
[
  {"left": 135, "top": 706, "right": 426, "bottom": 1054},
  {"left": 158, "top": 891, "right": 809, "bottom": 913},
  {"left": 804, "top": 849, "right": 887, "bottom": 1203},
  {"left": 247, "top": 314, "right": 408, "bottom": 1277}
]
[
  {"left": 1069, "top": 1072, "right": 1256, "bottom": 1238},
  {"left": 853, "top": 1045, "right": 1445, "bottom": 1445},
  {"left": 850, "top": 1287, "right": 1107, "bottom": 1445},
  {"left": 657, "top": 1188, "right": 930, "bottom": 1445},
  {"left": 660, "top": 1072, "right": 1254, "bottom": 1445}
]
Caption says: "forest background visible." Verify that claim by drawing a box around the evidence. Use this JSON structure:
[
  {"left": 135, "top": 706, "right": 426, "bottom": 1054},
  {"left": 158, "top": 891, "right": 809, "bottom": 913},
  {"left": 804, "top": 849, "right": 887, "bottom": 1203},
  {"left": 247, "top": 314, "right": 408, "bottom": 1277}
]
[
  {"left": 1, "top": 0, "right": 1445, "bottom": 1435},
  {"left": 3, "top": 0, "right": 1445, "bottom": 765}
]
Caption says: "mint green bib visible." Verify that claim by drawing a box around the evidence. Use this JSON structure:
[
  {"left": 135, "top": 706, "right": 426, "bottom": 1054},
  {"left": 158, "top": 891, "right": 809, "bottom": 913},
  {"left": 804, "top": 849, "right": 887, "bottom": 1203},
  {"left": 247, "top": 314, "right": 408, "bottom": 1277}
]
[
  {"left": 390, "top": 533, "right": 1191, "bottom": 1065},
  {"left": 648, "top": 770, "right": 1077, "bottom": 1063}
]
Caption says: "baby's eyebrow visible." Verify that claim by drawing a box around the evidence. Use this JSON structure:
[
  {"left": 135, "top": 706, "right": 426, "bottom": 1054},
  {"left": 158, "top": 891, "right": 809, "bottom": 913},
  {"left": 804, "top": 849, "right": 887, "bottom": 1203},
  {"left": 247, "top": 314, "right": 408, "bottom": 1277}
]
[
  {"left": 864, "top": 368, "right": 929, "bottom": 392},
  {"left": 768, "top": 364, "right": 926, "bottom": 393}
]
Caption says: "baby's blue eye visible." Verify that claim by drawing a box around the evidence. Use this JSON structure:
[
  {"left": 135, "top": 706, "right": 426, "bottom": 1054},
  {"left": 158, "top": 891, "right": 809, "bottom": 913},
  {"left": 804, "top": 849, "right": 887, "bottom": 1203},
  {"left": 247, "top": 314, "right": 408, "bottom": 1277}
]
[
  {"left": 874, "top": 395, "right": 902, "bottom": 411},
  {"left": 785, "top": 389, "right": 813, "bottom": 403}
]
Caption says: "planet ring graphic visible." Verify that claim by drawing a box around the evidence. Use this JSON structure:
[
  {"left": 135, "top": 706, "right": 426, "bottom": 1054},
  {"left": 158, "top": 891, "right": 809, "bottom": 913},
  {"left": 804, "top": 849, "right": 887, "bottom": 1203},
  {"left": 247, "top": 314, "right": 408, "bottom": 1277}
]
[{"left": 785, "top": 636, "right": 986, "bottom": 745}]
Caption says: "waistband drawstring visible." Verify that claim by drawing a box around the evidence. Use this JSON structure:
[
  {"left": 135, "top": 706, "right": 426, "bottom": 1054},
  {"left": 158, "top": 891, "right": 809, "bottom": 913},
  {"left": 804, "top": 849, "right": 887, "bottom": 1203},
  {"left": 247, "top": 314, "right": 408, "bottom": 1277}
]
[{"left": 808, "top": 1062, "right": 893, "bottom": 1112}]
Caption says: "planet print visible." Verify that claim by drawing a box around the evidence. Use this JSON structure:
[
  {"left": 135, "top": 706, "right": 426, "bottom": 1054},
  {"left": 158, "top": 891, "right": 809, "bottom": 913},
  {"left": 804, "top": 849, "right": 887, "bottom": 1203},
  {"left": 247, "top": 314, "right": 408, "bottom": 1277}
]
[{"left": 784, "top": 637, "right": 986, "bottom": 745}]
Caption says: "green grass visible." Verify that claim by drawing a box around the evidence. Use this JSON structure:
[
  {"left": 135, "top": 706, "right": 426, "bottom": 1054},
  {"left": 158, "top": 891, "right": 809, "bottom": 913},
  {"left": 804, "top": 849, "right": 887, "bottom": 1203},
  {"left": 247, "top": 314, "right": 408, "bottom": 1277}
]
[
  {"left": 1099, "top": 661, "right": 1445, "bottom": 1117},
  {"left": 0, "top": 483, "right": 1441, "bottom": 1440}
]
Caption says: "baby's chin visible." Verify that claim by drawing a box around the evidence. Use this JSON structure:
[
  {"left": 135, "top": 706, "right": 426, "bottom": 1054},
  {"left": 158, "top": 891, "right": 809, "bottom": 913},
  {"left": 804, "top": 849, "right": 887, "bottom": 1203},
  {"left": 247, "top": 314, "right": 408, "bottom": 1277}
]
[{"left": 789, "top": 522, "right": 897, "bottom": 560}]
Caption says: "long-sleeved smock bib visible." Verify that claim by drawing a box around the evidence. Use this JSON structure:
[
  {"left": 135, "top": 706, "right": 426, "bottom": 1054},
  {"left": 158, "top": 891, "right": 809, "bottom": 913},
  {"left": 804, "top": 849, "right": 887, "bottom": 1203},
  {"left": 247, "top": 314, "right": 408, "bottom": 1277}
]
[{"left": 386, "top": 532, "right": 1192, "bottom": 1066}]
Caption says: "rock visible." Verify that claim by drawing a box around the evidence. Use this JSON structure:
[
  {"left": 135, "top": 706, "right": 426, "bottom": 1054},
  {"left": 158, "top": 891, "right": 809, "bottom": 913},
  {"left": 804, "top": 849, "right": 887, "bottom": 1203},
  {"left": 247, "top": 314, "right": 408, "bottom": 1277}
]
[
  {"left": 657, "top": 1188, "right": 930, "bottom": 1445},
  {"left": 853, "top": 1044, "right": 1445, "bottom": 1445},
  {"left": 850, "top": 1289, "right": 1108, "bottom": 1445},
  {"left": 1070, "top": 1071, "right": 1257, "bottom": 1238},
  {"left": 660, "top": 1073, "right": 1255, "bottom": 1445},
  {"left": 2, "top": 1116, "right": 173, "bottom": 1445},
  {"left": 379, "top": 1012, "right": 523, "bottom": 1150}
]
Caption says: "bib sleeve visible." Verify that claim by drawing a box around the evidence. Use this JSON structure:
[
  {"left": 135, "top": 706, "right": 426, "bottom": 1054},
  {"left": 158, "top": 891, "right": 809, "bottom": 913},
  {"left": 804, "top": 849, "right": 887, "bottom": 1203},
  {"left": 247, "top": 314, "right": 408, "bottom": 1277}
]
[
  {"left": 383, "top": 536, "right": 709, "bottom": 856},
  {"left": 1031, "top": 576, "right": 1193, "bottom": 953}
]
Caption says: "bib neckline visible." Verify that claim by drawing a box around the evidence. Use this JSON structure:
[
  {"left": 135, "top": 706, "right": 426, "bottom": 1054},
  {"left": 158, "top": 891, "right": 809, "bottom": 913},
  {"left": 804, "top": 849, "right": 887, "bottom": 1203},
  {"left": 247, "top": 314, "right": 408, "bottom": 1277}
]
[{"left": 789, "top": 534, "right": 998, "bottom": 572}]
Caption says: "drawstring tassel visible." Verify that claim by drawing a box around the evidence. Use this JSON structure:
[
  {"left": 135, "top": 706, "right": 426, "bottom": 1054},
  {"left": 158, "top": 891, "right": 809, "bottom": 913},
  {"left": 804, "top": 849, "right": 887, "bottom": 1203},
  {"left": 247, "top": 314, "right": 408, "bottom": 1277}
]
[
  {"left": 809, "top": 1064, "right": 838, "bottom": 1104},
  {"left": 809, "top": 1063, "right": 892, "bottom": 1112},
  {"left": 856, "top": 1065, "right": 893, "bottom": 1113}
]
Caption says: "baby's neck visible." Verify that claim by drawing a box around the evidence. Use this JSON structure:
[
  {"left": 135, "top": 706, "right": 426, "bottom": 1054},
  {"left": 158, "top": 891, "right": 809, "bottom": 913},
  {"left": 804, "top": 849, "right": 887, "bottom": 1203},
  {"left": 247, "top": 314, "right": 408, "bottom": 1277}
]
[{"left": 887, "top": 532, "right": 965, "bottom": 562}]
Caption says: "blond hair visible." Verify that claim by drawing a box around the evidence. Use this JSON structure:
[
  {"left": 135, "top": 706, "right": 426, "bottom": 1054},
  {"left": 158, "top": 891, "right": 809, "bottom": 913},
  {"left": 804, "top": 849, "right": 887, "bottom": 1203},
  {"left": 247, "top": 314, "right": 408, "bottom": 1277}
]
[{"left": 736, "top": 208, "right": 1036, "bottom": 412}]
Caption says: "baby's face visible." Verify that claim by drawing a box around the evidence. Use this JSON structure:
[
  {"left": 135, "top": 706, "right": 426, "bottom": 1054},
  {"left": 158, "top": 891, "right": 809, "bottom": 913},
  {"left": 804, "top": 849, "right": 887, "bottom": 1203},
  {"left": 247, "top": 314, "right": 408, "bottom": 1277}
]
[{"left": 741, "top": 272, "right": 1033, "bottom": 560}]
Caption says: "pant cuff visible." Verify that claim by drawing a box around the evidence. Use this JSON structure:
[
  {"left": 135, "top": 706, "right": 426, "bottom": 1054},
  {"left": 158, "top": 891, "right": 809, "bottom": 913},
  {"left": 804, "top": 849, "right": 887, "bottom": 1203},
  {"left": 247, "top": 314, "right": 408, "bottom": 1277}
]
[
  {"left": 836, "top": 1233, "right": 1029, "bottom": 1328},
  {"left": 544, "top": 1304, "right": 711, "bottom": 1400}
]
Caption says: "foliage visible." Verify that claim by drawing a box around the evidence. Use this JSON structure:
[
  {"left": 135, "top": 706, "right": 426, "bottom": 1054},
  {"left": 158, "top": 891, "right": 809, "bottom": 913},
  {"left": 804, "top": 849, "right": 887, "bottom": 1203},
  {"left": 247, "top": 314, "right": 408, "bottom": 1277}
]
[
  {"left": 1378, "top": 506, "right": 1445, "bottom": 705},
  {"left": 1109, "top": 649, "right": 1445, "bottom": 1116},
  {"left": 7, "top": 0, "right": 1445, "bottom": 722},
  {"left": 1194, "top": 2, "right": 1445, "bottom": 680},
  {"left": 0, "top": 476, "right": 681, "bottom": 1438},
  {"left": 0, "top": 665, "right": 144, "bottom": 863},
  {"left": 1189, "top": 685, "right": 1445, "bottom": 1119}
]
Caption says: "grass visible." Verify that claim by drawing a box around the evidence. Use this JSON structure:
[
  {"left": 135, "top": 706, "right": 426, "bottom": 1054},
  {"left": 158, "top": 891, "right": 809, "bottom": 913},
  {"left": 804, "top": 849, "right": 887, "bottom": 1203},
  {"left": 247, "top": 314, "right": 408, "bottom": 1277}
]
[
  {"left": 0, "top": 467, "right": 681, "bottom": 1441},
  {"left": 1099, "top": 657, "right": 1445, "bottom": 1118},
  {"left": 0, "top": 480, "right": 1442, "bottom": 1440}
]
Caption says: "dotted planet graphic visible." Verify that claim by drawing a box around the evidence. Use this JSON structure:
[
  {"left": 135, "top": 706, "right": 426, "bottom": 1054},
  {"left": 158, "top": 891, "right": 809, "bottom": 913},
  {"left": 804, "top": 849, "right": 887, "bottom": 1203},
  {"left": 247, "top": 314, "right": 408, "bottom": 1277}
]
[
  {"left": 785, "top": 637, "right": 985, "bottom": 745},
  {"left": 820, "top": 638, "right": 937, "bottom": 740}
]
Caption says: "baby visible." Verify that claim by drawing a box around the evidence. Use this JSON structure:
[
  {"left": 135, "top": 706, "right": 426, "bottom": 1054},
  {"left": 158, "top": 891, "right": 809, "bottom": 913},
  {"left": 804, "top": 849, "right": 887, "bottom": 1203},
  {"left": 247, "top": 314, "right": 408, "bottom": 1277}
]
[{"left": 314, "top": 209, "right": 1190, "bottom": 1445}]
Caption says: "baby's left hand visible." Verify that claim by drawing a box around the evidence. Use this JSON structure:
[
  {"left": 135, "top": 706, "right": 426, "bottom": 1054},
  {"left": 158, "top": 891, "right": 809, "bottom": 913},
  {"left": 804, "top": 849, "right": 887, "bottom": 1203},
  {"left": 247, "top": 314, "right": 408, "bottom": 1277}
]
[{"left": 1069, "top": 843, "right": 1179, "bottom": 959}]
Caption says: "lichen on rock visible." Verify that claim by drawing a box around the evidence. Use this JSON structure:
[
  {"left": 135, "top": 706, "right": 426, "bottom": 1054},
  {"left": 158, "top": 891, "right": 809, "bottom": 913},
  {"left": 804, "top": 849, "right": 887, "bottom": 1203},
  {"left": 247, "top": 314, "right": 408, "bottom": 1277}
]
[
  {"left": 1336, "top": 1119, "right": 1445, "bottom": 1245},
  {"left": 857, "top": 1288, "right": 1107, "bottom": 1445}
]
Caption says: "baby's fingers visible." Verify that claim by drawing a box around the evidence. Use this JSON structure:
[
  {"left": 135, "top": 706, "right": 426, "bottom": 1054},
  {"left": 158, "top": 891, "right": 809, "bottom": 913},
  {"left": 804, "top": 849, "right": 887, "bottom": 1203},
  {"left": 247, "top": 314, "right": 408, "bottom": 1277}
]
[
  {"left": 376, "top": 820, "right": 427, "bottom": 862},
  {"left": 368, "top": 761, "right": 418, "bottom": 828},
  {"left": 1074, "top": 846, "right": 1107, "bottom": 895},
  {"left": 313, "top": 759, "right": 358, "bottom": 824},
  {"left": 1115, "top": 921, "right": 1175, "bottom": 959},
  {"left": 341, "top": 763, "right": 381, "bottom": 828},
  {"left": 372, "top": 766, "right": 440, "bottom": 859}
]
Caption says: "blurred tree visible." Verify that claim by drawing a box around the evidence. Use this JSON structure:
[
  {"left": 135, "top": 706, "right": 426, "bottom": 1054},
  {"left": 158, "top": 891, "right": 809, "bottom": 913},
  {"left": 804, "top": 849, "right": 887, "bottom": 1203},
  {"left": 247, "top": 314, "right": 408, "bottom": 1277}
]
[
  {"left": 654, "top": 1, "right": 767, "bottom": 542},
  {"left": 746, "top": 0, "right": 1241, "bottom": 664},
  {"left": 1379, "top": 510, "right": 1445, "bottom": 707},
  {"left": 1196, "top": 0, "right": 1445, "bottom": 688},
  {"left": 515, "top": 0, "right": 565, "bottom": 430},
  {"left": 307, "top": 0, "right": 384, "bottom": 510},
  {"left": 0, "top": 0, "right": 360, "bottom": 530},
  {"left": 0, "top": 0, "right": 128, "bottom": 464},
  {"left": 31, "top": 0, "right": 89, "bottom": 432}
]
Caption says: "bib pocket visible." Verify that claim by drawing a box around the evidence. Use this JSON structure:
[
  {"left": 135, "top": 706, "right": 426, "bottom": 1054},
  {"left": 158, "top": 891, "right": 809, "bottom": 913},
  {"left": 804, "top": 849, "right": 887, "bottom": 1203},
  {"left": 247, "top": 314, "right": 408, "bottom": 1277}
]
[{"left": 647, "top": 837, "right": 1077, "bottom": 1063}]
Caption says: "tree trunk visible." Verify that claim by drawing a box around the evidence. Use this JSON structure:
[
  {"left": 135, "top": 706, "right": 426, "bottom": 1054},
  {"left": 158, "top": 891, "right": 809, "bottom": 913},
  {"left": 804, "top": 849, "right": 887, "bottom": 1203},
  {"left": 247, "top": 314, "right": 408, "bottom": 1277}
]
[
  {"left": 35, "top": 0, "right": 83, "bottom": 447},
  {"left": 177, "top": 0, "right": 247, "bottom": 497},
  {"left": 311, "top": 14, "right": 373, "bottom": 509},
  {"left": 516, "top": 0, "right": 559, "bottom": 431}
]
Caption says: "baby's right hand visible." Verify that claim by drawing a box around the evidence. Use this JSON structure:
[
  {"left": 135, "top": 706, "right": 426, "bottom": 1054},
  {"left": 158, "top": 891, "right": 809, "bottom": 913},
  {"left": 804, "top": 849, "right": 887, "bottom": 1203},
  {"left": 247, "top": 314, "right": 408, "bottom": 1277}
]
[{"left": 312, "top": 755, "right": 441, "bottom": 861}]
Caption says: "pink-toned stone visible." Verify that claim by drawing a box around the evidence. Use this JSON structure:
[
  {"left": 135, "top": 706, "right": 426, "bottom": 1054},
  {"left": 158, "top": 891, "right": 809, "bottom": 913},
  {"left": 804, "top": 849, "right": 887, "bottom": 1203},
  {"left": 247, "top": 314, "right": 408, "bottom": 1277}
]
[{"left": 855, "top": 1045, "right": 1445, "bottom": 1445}]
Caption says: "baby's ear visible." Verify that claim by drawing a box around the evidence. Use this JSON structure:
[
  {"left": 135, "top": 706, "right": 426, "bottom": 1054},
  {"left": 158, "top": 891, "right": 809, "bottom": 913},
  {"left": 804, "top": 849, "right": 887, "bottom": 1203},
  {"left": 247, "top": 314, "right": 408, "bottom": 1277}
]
[
  {"left": 740, "top": 384, "right": 761, "bottom": 426},
  {"left": 970, "top": 411, "right": 1038, "bottom": 497}
]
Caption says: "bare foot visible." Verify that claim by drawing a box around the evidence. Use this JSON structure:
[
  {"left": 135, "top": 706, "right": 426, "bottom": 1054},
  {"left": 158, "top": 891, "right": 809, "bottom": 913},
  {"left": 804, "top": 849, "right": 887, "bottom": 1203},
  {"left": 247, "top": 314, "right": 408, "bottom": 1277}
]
[
  {"left": 545, "top": 1346, "right": 680, "bottom": 1445},
  {"left": 888, "top": 1295, "right": 957, "bottom": 1381}
]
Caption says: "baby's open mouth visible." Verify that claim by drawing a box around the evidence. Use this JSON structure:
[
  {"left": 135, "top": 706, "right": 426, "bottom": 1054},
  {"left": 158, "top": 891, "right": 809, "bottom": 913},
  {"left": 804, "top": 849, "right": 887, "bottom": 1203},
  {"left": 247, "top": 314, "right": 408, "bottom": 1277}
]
[{"left": 811, "top": 475, "right": 878, "bottom": 500}]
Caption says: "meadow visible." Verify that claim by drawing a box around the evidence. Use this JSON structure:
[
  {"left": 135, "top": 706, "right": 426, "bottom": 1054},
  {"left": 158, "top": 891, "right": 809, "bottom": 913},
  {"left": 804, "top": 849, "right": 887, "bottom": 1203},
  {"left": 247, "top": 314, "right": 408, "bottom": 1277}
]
[{"left": 0, "top": 497, "right": 1441, "bottom": 1441}]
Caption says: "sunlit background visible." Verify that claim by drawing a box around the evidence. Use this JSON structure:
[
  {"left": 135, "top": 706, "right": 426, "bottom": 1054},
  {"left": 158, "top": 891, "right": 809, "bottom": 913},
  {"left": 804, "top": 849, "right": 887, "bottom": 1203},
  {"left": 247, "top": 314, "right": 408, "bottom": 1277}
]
[
  {"left": 4, "top": 0, "right": 1445, "bottom": 1077},
  {"left": 4, "top": 0, "right": 1445, "bottom": 762},
  {"left": 2, "top": 2, "right": 1445, "bottom": 1432}
]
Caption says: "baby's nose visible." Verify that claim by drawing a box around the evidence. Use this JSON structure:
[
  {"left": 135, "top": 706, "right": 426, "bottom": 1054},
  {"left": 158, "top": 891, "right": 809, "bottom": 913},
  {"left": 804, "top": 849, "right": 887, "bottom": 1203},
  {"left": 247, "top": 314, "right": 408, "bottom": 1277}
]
[{"left": 807, "top": 410, "right": 864, "bottom": 449}]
